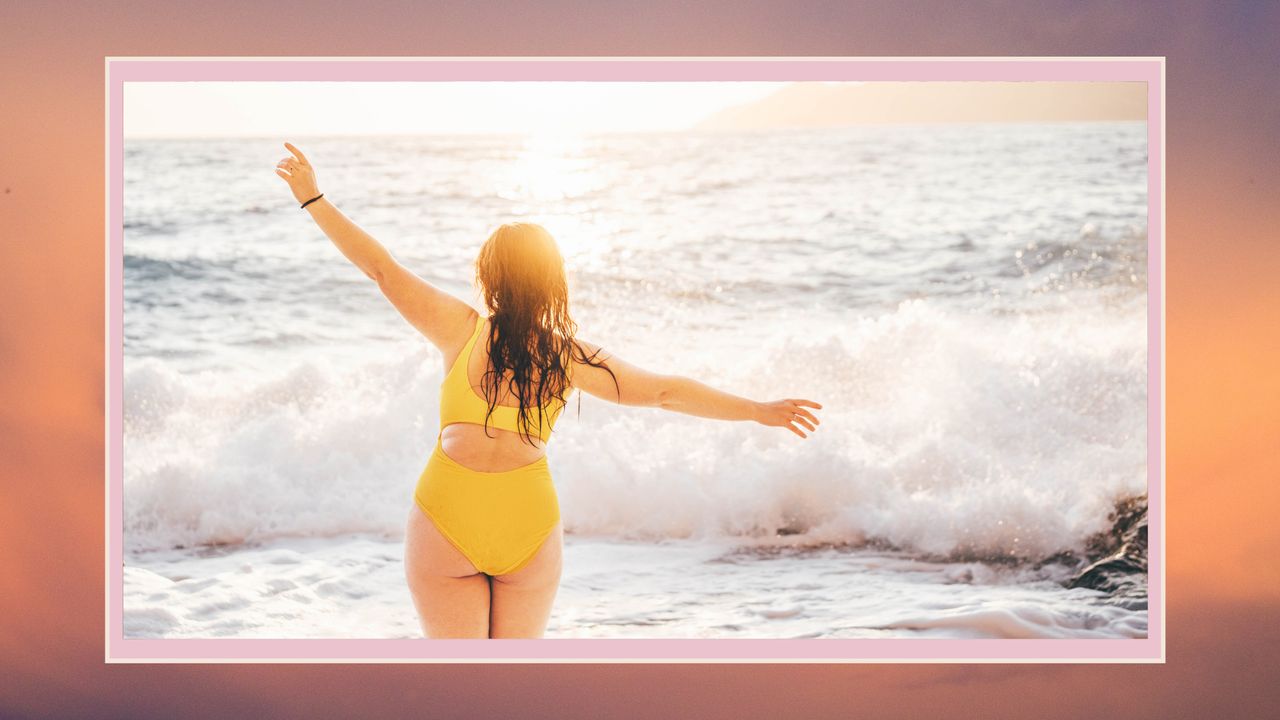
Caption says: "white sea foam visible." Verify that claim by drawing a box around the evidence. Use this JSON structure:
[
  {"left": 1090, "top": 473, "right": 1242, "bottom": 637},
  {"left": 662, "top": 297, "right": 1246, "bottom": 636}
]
[{"left": 124, "top": 293, "right": 1145, "bottom": 559}]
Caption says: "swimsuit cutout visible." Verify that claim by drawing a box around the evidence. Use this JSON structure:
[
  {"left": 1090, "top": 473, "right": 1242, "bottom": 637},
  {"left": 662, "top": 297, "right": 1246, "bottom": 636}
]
[{"left": 413, "top": 313, "right": 570, "bottom": 576}]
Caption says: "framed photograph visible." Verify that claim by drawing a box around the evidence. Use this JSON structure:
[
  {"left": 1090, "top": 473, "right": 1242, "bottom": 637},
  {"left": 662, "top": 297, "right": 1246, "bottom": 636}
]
[{"left": 106, "top": 56, "right": 1163, "bottom": 662}]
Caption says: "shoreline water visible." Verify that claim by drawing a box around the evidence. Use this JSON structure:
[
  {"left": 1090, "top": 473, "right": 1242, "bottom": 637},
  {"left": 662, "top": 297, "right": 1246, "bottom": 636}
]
[
  {"left": 122, "top": 493, "right": 1149, "bottom": 640},
  {"left": 124, "top": 529, "right": 1147, "bottom": 640}
]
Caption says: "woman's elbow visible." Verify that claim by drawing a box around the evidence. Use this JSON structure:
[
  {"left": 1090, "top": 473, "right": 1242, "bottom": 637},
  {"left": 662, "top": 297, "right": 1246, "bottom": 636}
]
[
  {"left": 653, "top": 375, "right": 683, "bottom": 410},
  {"left": 369, "top": 256, "right": 400, "bottom": 288}
]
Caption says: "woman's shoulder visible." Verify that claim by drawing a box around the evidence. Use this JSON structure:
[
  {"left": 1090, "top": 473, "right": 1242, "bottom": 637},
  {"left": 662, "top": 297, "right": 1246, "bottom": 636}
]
[{"left": 568, "top": 334, "right": 610, "bottom": 360}]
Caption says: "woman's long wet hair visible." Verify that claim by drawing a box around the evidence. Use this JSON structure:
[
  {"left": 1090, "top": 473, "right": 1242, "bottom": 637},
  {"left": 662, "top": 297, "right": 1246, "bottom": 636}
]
[{"left": 474, "top": 222, "right": 618, "bottom": 445}]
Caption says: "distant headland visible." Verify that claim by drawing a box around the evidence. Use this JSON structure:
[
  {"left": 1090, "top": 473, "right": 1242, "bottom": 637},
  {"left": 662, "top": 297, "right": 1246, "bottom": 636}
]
[{"left": 694, "top": 81, "right": 1147, "bottom": 130}]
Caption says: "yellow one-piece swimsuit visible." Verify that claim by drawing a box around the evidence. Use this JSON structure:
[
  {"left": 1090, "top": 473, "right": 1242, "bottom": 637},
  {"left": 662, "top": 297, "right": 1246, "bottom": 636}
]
[{"left": 413, "top": 313, "right": 569, "bottom": 576}]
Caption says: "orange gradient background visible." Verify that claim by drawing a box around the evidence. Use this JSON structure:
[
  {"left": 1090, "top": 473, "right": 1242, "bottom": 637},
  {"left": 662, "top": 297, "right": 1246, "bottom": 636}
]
[{"left": 2, "top": 1, "right": 1277, "bottom": 716}]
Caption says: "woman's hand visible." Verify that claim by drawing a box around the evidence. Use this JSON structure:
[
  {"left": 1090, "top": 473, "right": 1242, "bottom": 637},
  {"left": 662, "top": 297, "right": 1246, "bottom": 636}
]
[
  {"left": 274, "top": 142, "right": 321, "bottom": 204},
  {"left": 754, "top": 398, "right": 823, "bottom": 438}
]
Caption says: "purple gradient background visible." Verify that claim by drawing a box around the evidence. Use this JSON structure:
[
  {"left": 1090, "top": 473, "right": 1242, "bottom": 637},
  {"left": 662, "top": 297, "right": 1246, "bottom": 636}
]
[{"left": 2, "top": 0, "right": 1278, "bottom": 716}]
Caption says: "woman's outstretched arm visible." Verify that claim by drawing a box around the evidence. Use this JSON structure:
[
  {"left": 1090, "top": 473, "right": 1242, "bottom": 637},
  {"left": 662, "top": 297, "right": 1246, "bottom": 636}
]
[
  {"left": 571, "top": 339, "right": 822, "bottom": 438},
  {"left": 273, "top": 142, "right": 475, "bottom": 351}
]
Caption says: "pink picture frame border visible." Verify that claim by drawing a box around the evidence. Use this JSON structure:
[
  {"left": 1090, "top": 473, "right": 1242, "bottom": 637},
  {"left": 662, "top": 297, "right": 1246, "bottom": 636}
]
[{"left": 105, "top": 56, "right": 1165, "bottom": 663}]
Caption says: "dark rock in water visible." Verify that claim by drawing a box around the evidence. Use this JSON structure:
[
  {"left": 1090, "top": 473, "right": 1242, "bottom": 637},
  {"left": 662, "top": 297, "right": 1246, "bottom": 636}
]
[
  {"left": 1081, "top": 495, "right": 1147, "bottom": 559},
  {"left": 1066, "top": 495, "right": 1148, "bottom": 607}
]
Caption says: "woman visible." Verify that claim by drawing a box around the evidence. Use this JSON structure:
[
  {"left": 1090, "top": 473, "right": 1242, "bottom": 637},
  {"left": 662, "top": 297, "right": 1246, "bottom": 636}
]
[{"left": 274, "top": 142, "right": 822, "bottom": 639}]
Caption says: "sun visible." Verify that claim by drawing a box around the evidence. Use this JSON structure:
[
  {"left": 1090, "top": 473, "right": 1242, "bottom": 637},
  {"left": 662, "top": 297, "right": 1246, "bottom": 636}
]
[
  {"left": 500, "top": 131, "right": 600, "bottom": 204},
  {"left": 496, "top": 131, "right": 612, "bottom": 260}
]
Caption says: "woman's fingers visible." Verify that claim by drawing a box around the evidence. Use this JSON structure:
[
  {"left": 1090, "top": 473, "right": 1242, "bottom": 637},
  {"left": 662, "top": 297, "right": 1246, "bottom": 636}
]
[
  {"left": 756, "top": 399, "right": 821, "bottom": 438},
  {"left": 767, "top": 399, "right": 819, "bottom": 438},
  {"left": 792, "top": 406, "right": 820, "bottom": 426},
  {"left": 284, "top": 142, "right": 309, "bottom": 165},
  {"left": 274, "top": 168, "right": 291, "bottom": 180},
  {"left": 791, "top": 398, "right": 823, "bottom": 410},
  {"left": 783, "top": 400, "right": 820, "bottom": 426}
]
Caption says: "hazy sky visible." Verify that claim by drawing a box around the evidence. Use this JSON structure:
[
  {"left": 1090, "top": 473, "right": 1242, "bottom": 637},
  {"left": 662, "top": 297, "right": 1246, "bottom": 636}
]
[{"left": 123, "top": 82, "right": 787, "bottom": 137}]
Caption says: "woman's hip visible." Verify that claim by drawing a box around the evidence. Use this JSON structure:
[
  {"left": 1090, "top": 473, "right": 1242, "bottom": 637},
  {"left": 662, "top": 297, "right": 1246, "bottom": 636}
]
[{"left": 413, "top": 448, "right": 561, "bottom": 525}]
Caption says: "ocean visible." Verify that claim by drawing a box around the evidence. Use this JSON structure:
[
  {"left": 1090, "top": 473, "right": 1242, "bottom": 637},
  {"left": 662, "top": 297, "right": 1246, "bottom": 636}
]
[{"left": 122, "top": 122, "right": 1150, "bottom": 639}]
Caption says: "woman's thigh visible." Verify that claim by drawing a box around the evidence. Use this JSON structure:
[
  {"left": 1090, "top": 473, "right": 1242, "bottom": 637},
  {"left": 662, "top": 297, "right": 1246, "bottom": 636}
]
[
  {"left": 489, "top": 522, "right": 564, "bottom": 639},
  {"left": 403, "top": 505, "right": 490, "bottom": 638}
]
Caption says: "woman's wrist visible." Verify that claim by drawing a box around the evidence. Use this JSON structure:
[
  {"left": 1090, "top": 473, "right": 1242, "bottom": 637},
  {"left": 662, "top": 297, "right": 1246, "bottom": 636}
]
[
  {"left": 300, "top": 191, "right": 325, "bottom": 209},
  {"left": 747, "top": 400, "right": 765, "bottom": 424}
]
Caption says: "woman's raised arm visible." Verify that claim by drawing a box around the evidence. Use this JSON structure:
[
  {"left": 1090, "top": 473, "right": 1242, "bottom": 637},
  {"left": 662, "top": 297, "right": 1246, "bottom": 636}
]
[
  {"left": 274, "top": 142, "right": 475, "bottom": 351},
  {"left": 571, "top": 339, "right": 823, "bottom": 439}
]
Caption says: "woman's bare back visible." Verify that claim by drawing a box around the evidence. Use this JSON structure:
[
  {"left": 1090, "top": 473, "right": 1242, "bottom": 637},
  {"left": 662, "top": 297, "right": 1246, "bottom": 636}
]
[{"left": 439, "top": 316, "right": 564, "bottom": 472}]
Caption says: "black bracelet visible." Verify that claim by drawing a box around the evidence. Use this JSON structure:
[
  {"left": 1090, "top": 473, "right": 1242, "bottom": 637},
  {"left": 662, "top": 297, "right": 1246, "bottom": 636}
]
[{"left": 300, "top": 193, "right": 324, "bottom": 209}]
